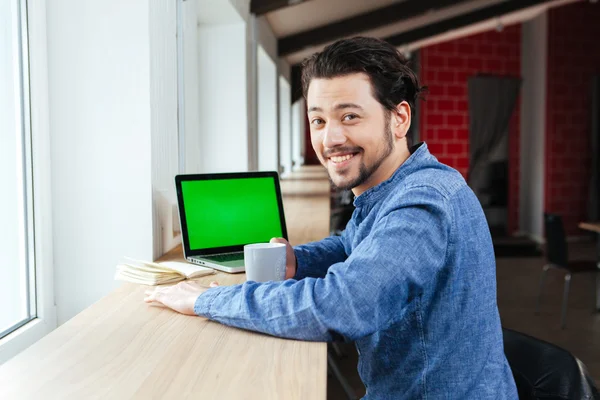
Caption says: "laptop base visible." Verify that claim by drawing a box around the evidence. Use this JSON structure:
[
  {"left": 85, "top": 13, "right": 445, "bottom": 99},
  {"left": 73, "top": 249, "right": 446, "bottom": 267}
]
[{"left": 187, "top": 256, "right": 245, "bottom": 274}]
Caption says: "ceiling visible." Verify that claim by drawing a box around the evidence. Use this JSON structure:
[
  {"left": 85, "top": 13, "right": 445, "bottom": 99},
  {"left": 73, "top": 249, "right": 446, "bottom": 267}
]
[
  {"left": 266, "top": 0, "right": 402, "bottom": 37},
  {"left": 256, "top": 0, "right": 582, "bottom": 65}
]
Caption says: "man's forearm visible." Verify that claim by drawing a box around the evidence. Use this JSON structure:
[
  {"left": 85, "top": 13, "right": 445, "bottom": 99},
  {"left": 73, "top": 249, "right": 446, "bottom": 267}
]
[
  {"left": 293, "top": 235, "right": 347, "bottom": 280},
  {"left": 194, "top": 280, "right": 337, "bottom": 341}
]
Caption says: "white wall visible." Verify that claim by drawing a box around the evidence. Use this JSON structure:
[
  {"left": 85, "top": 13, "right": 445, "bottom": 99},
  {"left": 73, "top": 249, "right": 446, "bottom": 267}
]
[
  {"left": 47, "top": 0, "right": 154, "bottom": 324},
  {"left": 257, "top": 45, "right": 278, "bottom": 172},
  {"left": 279, "top": 77, "right": 293, "bottom": 176},
  {"left": 520, "top": 12, "right": 547, "bottom": 243},
  {"left": 150, "top": 0, "right": 180, "bottom": 258}
]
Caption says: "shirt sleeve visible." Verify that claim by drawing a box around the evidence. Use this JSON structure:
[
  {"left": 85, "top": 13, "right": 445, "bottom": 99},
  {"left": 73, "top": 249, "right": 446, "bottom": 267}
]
[
  {"left": 292, "top": 234, "right": 348, "bottom": 280},
  {"left": 194, "top": 187, "right": 450, "bottom": 342}
]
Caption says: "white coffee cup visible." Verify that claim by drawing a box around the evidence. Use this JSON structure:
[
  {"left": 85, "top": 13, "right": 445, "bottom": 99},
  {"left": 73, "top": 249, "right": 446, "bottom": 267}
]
[{"left": 244, "top": 243, "right": 286, "bottom": 282}]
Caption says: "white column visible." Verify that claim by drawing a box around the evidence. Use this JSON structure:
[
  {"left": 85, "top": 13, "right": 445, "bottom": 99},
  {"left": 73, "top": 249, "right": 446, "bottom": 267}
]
[
  {"left": 150, "top": 0, "right": 180, "bottom": 258},
  {"left": 279, "top": 77, "right": 293, "bottom": 176},
  {"left": 520, "top": 11, "right": 547, "bottom": 243},
  {"left": 292, "top": 98, "right": 306, "bottom": 170},
  {"left": 193, "top": 21, "right": 249, "bottom": 173},
  {"left": 257, "top": 45, "right": 278, "bottom": 172}
]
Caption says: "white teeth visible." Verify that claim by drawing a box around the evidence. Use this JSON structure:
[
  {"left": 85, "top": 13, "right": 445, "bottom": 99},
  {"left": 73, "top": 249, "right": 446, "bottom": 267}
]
[{"left": 330, "top": 154, "right": 354, "bottom": 163}]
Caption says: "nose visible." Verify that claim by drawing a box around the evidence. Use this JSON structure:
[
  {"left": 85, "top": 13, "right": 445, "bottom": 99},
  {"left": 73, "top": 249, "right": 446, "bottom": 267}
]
[{"left": 323, "top": 123, "right": 347, "bottom": 148}]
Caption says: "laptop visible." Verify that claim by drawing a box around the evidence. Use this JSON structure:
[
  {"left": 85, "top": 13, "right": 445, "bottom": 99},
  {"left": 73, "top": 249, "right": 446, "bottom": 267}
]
[{"left": 175, "top": 171, "right": 288, "bottom": 273}]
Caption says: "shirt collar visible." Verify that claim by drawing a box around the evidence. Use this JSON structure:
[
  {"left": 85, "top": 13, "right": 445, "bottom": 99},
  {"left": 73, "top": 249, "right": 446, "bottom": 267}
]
[{"left": 353, "top": 142, "right": 433, "bottom": 209}]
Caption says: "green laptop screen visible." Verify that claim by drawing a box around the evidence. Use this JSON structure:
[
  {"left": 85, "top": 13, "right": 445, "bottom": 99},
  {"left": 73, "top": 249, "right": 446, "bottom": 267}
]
[{"left": 181, "top": 177, "right": 283, "bottom": 250}]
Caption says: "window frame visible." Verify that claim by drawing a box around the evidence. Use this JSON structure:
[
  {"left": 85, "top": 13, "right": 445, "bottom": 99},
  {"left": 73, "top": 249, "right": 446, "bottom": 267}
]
[{"left": 0, "top": 0, "right": 56, "bottom": 364}]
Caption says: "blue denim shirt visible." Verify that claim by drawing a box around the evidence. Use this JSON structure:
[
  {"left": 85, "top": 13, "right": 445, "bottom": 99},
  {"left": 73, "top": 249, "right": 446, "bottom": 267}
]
[{"left": 195, "top": 143, "right": 518, "bottom": 399}]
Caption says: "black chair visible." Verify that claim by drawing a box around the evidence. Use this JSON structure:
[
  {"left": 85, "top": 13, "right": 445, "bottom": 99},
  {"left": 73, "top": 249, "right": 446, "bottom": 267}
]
[
  {"left": 330, "top": 188, "right": 355, "bottom": 236},
  {"left": 327, "top": 345, "right": 358, "bottom": 400},
  {"left": 503, "top": 328, "right": 600, "bottom": 399},
  {"left": 536, "top": 213, "right": 598, "bottom": 328}
]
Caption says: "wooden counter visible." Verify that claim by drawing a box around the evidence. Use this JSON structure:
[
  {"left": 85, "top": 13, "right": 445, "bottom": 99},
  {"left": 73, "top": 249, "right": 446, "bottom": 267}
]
[{"left": 0, "top": 246, "right": 326, "bottom": 399}]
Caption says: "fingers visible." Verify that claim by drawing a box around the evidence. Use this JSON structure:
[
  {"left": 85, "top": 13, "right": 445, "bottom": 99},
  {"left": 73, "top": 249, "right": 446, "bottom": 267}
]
[
  {"left": 270, "top": 237, "right": 288, "bottom": 245},
  {"left": 144, "top": 288, "right": 156, "bottom": 303},
  {"left": 144, "top": 287, "right": 163, "bottom": 303},
  {"left": 143, "top": 280, "right": 219, "bottom": 306},
  {"left": 144, "top": 292, "right": 160, "bottom": 303}
]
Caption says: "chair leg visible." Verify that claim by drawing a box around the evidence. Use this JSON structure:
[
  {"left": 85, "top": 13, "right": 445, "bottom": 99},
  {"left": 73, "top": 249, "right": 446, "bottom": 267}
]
[
  {"left": 596, "top": 273, "right": 600, "bottom": 312},
  {"left": 331, "top": 342, "right": 346, "bottom": 358},
  {"left": 328, "top": 352, "right": 358, "bottom": 400},
  {"left": 596, "top": 235, "right": 600, "bottom": 310},
  {"left": 535, "top": 265, "right": 551, "bottom": 315},
  {"left": 561, "top": 273, "right": 572, "bottom": 329},
  {"left": 596, "top": 237, "right": 600, "bottom": 268}
]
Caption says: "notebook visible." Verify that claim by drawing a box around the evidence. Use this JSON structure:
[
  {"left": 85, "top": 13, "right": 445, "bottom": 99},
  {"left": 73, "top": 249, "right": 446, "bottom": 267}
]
[
  {"left": 115, "top": 258, "right": 215, "bottom": 285},
  {"left": 175, "top": 171, "right": 288, "bottom": 273}
]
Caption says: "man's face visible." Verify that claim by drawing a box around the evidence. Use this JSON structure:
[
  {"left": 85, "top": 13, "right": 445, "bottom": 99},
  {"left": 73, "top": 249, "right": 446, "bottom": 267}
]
[{"left": 307, "top": 73, "right": 396, "bottom": 193}]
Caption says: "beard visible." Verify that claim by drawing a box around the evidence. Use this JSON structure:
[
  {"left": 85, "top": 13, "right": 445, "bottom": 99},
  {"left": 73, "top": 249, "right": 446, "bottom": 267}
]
[{"left": 328, "top": 113, "right": 394, "bottom": 191}]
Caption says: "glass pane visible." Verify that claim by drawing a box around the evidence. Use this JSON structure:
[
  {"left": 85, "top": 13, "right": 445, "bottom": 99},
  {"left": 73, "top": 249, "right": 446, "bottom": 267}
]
[{"left": 0, "top": 0, "right": 34, "bottom": 338}]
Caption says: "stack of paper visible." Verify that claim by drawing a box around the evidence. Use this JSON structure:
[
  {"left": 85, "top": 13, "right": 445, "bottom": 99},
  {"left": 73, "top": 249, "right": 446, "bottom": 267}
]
[{"left": 115, "top": 258, "right": 215, "bottom": 285}]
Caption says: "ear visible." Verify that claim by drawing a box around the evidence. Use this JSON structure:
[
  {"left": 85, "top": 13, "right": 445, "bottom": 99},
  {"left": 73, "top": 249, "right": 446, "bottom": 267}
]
[{"left": 391, "top": 101, "right": 411, "bottom": 140}]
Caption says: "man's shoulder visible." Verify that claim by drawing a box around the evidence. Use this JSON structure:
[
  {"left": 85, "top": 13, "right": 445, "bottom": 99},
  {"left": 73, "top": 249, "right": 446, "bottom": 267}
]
[{"left": 399, "top": 163, "right": 468, "bottom": 201}]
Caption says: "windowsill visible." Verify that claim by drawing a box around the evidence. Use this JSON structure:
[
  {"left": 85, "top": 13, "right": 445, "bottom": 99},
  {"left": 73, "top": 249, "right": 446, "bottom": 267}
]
[{"left": 0, "top": 309, "right": 56, "bottom": 364}]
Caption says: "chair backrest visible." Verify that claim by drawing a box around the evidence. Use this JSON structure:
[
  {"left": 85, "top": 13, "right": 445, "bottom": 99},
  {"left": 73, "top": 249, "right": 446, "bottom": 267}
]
[
  {"left": 503, "top": 328, "right": 600, "bottom": 400},
  {"left": 544, "top": 213, "right": 569, "bottom": 267}
]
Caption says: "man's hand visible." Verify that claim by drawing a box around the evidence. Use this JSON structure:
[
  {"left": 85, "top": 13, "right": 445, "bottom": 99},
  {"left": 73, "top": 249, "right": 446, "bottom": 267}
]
[
  {"left": 144, "top": 280, "right": 219, "bottom": 315},
  {"left": 270, "top": 237, "right": 297, "bottom": 279}
]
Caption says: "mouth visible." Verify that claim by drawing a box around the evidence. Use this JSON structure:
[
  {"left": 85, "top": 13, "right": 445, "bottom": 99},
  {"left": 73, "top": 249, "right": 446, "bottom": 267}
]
[{"left": 327, "top": 152, "right": 359, "bottom": 170}]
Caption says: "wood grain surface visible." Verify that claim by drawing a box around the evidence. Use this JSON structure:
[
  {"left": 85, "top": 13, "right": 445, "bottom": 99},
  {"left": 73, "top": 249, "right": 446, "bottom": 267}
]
[{"left": 0, "top": 246, "right": 326, "bottom": 400}]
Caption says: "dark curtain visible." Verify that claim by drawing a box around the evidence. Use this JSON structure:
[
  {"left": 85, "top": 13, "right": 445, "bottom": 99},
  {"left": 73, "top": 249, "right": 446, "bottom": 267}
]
[{"left": 467, "top": 75, "right": 521, "bottom": 196}]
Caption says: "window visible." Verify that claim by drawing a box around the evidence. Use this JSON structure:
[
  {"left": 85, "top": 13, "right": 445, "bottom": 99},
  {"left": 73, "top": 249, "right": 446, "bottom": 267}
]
[
  {"left": 0, "top": 0, "right": 36, "bottom": 340},
  {"left": 0, "top": 0, "right": 55, "bottom": 363}
]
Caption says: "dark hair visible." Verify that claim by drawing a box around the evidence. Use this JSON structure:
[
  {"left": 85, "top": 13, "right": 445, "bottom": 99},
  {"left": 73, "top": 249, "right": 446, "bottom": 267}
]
[{"left": 301, "top": 36, "right": 425, "bottom": 121}]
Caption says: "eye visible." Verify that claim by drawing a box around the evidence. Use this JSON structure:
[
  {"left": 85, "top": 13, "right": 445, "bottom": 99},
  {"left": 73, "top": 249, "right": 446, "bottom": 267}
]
[
  {"left": 311, "top": 118, "right": 324, "bottom": 126},
  {"left": 343, "top": 114, "right": 358, "bottom": 122}
]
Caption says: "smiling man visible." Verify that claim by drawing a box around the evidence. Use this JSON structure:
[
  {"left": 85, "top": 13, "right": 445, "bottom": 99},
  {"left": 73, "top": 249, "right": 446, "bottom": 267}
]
[
  {"left": 145, "top": 37, "right": 518, "bottom": 399},
  {"left": 307, "top": 75, "right": 408, "bottom": 196}
]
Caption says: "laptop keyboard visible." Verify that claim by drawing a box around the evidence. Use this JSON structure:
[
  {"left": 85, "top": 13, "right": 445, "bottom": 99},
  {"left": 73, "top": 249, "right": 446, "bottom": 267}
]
[{"left": 205, "top": 252, "right": 245, "bottom": 262}]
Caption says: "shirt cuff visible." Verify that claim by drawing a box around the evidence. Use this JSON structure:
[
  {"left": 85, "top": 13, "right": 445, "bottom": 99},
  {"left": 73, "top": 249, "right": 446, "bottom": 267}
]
[
  {"left": 292, "top": 247, "right": 309, "bottom": 280},
  {"left": 194, "top": 287, "right": 224, "bottom": 318}
]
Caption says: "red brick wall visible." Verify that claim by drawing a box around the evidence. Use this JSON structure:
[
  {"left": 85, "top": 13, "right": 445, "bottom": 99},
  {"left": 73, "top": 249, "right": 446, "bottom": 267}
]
[
  {"left": 546, "top": 2, "right": 600, "bottom": 235},
  {"left": 419, "top": 25, "right": 522, "bottom": 234}
]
